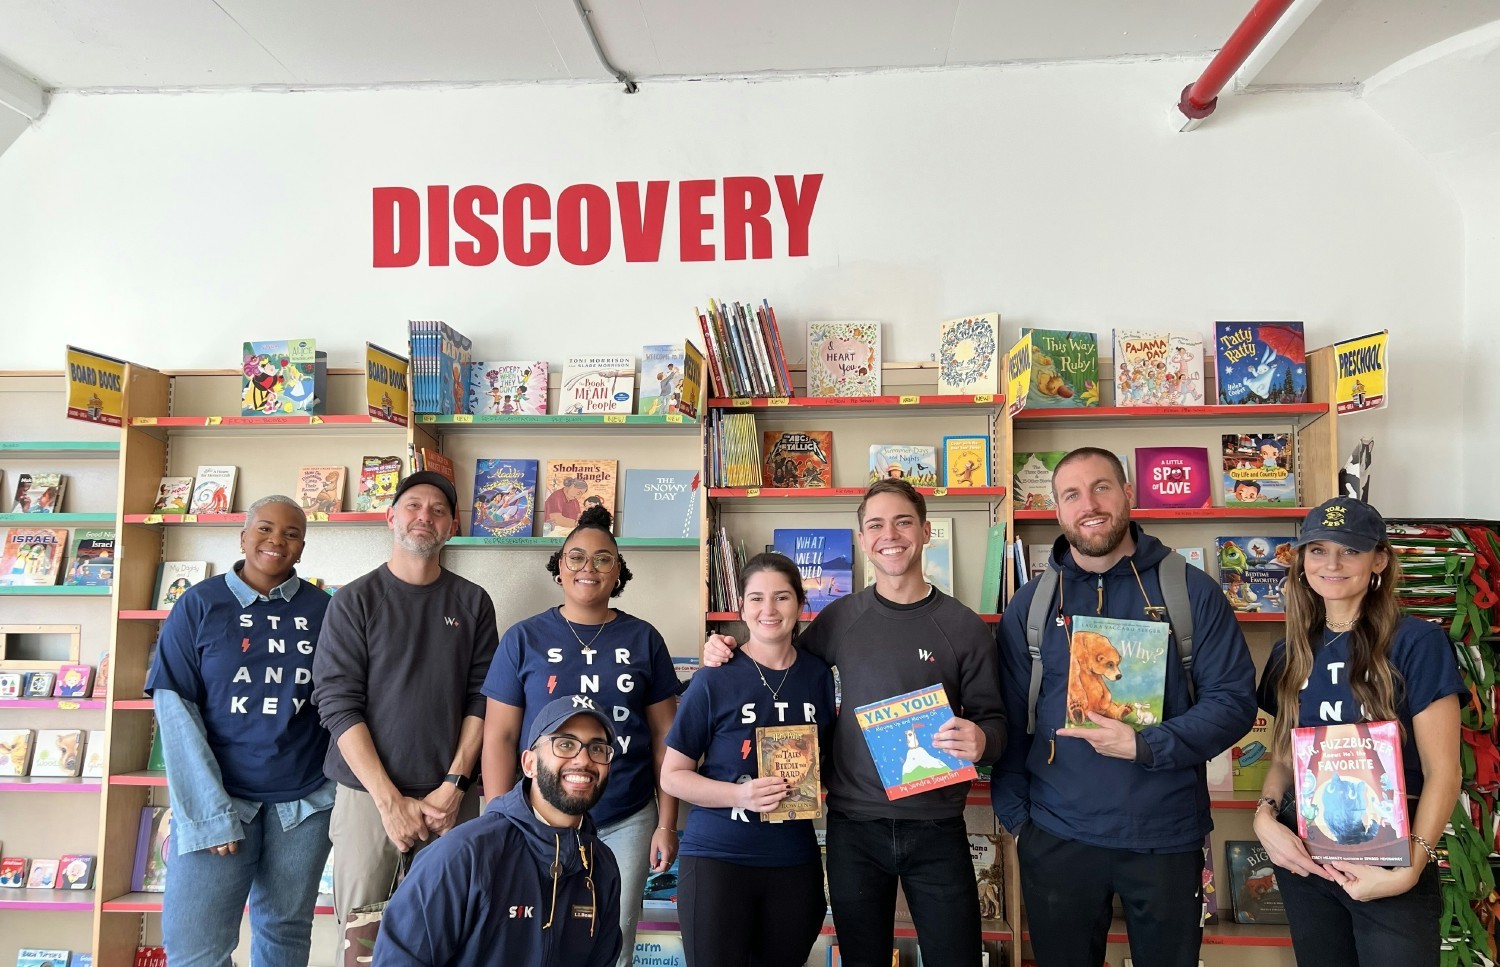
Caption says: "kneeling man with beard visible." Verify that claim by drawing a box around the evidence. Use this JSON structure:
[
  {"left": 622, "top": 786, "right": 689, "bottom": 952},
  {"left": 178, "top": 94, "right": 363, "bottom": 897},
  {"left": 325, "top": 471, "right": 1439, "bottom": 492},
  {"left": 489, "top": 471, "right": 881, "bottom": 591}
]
[{"left": 376, "top": 695, "right": 622, "bottom": 967}]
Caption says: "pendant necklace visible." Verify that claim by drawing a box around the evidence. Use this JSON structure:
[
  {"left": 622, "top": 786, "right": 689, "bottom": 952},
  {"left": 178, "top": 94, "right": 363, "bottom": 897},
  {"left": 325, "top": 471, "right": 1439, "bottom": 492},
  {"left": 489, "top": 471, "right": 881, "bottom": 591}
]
[
  {"left": 1326, "top": 614, "right": 1359, "bottom": 632},
  {"left": 747, "top": 655, "right": 793, "bottom": 702},
  {"left": 562, "top": 611, "right": 607, "bottom": 651}
]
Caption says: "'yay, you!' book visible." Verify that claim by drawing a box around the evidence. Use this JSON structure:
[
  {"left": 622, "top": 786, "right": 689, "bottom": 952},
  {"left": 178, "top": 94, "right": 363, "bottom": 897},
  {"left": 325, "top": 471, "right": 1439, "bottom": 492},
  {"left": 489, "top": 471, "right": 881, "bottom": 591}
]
[
  {"left": 854, "top": 684, "right": 976, "bottom": 800},
  {"left": 1065, "top": 615, "right": 1169, "bottom": 730}
]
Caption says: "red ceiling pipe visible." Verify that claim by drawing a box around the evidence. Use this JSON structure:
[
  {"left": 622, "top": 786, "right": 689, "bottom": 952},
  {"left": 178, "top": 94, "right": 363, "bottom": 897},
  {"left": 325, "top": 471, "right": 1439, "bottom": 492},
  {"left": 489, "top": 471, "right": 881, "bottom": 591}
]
[{"left": 1178, "top": 0, "right": 1298, "bottom": 120}]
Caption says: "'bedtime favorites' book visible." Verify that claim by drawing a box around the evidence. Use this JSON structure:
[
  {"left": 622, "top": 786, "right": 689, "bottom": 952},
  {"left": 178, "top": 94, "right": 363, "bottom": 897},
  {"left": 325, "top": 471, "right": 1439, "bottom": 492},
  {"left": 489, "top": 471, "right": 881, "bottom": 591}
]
[
  {"left": 154, "top": 561, "right": 210, "bottom": 611},
  {"left": 132, "top": 805, "right": 172, "bottom": 893},
  {"left": 1226, "top": 840, "right": 1287, "bottom": 923},
  {"left": 942, "top": 435, "right": 990, "bottom": 488},
  {"left": 1292, "top": 720, "right": 1410, "bottom": 866},
  {"left": 356, "top": 456, "right": 402, "bottom": 512},
  {"left": 1064, "top": 615, "right": 1168, "bottom": 731},
  {"left": 540, "top": 460, "right": 617, "bottom": 538},
  {"left": 762, "top": 431, "right": 833, "bottom": 489},
  {"left": 774, "top": 528, "right": 854, "bottom": 613},
  {"left": 560, "top": 356, "right": 635, "bottom": 415},
  {"left": 241, "top": 339, "right": 325, "bottom": 416},
  {"left": 0, "top": 527, "right": 67, "bottom": 587},
  {"left": 151, "top": 476, "right": 193, "bottom": 514},
  {"left": 468, "top": 360, "right": 548, "bottom": 416},
  {"left": 853, "top": 684, "right": 978, "bottom": 800},
  {"left": 1215, "top": 536, "right": 1293, "bottom": 614},
  {"left": 188, "top": 466, "right": 237, "bottom": 515},
  {"left": 1112, "top": 330, "right": 1206, "bottom": 407},
  {"left": 296, "top": 466, "right": 345, "bottom": 515},
  {"left": 1214, "top": 322, "right": 1308, "bottom": 405},
  {"left": 1221, "top": 433, "right": 1296, "bottom": 506},
  {"left": 621, "top": 470, "right": 701, "bottom": 539},
  {"left": 868, "top": 445, "right": 938, "bottom": 487},
  {"left": 807, "top": 322, "right": 881, "bottom": 397},
  {"left": 1012, "top": 451, "right": 1067, "bottom": 511},
  {"left": 1135, "top": 447, "right": 1212, "bottom": 509},
  {"left": 756, "top": 724, "right": 823, "bottom": 821},
  {"left": 470, "top": 459, "right": 538, "bottom": 538},
  {"left": 937, "top": 314, "right": 1000, "bottom": 395},
  {"left": 1022, "top": 328, "right": 1099, "bottom": 408}
]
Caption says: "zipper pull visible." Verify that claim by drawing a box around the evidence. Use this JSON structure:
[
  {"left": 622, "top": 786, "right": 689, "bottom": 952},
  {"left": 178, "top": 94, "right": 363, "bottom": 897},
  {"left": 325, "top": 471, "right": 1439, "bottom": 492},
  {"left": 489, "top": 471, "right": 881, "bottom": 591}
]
[{"left": 1096, "top": 576, "right": 1104, "bottom": 613}]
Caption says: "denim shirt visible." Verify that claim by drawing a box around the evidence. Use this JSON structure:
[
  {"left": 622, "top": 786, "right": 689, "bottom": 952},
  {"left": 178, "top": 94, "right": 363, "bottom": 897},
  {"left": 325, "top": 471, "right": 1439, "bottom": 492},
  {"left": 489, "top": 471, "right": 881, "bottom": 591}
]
[{"left": 155, "top": 564, "right": 335, "bottom": 855}]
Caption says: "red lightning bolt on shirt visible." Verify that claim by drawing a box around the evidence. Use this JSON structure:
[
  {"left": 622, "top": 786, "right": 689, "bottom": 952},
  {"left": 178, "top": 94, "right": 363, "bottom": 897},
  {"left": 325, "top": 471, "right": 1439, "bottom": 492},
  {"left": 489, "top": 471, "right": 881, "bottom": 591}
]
[
  {"left": 241, "top": 638, "right": 251, "bottom": 653},
  {"left": 547, "top": 675, "right": 557, "bottom": 694},
  {"left": 741, "top": 740, "right": 752, "bottom": 760}
]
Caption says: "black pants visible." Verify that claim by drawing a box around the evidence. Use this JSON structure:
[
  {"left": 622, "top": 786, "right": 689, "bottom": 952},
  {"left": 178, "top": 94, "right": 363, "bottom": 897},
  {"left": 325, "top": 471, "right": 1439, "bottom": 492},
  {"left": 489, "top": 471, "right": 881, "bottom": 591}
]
[
  {"left": 825, "top": 810, "right": 982, "bottom": 967},
  {"left": 678, "top": 854, "right": 826, "bottom": 967},
  {"left": 1018, "top": 822, "right": 1204, "bottom": 967},
  {"left": 1275, "top": 861, "right": 1441, "bottom": 967}
]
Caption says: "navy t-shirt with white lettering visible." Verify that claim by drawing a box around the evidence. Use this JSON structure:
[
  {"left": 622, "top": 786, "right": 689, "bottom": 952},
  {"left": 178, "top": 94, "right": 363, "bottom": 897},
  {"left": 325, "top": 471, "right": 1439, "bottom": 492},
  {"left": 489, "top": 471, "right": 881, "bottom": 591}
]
[
  {"left": 1257, "top": 615, "right": 1467, "bottom": 797},
  {"left": 666, "top": 650, "right": 835, "bottom": 867},
  {"left": 146, "top": 574, "right": 331, "bottom": 802},
  {"left": 484, "top": 608, "right": 681, "bottom": 828}
]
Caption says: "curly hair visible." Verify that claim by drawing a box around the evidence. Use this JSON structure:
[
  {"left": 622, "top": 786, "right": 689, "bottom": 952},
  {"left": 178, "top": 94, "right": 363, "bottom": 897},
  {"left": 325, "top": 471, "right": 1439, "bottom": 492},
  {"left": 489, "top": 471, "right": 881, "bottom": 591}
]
[{"left": 545, "top": 505, "right": 633, "bottom": 597}]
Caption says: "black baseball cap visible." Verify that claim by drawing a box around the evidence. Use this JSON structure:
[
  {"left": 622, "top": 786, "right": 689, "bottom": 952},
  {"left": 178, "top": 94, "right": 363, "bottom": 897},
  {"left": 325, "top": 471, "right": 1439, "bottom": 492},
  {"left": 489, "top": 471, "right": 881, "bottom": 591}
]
[
  {"left": 1294, "top": 497, "right": 1386, "bottom": 553},
  {"left": 392, "top": 471, "right": 458, "bottom": 516},
  {"left": 527, "top": 695, "right": 617, "bottom": 750}
]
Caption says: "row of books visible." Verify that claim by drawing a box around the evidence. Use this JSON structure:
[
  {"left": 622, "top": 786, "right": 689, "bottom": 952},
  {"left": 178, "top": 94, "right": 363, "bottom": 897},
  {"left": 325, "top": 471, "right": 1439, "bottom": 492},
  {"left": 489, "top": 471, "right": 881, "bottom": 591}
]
[
  {"left": 468, "top": 460, "right": 700, "bottom": 540},
  {"left": 708, "top": 425, "right": 997, "bottom": 491},
  {"left": 151, "top": 458, "right": 403, "bottom": 517},
  {"left": 7, "top": 472, "right": 68, "bottom": 513},
  {"left": 0, "top": 665, "right": 96, "bottom": 699},
  {"left": 0, "top": 854, "right": 95, "bottom": 890},
  {"left": 695, "top": 300, "right": 794, "bottom": 399},
  {"left": 0, "top": 728, "right": 102, "bottom": 777},
  {"left": 0, "top": 529, "right": 113, "bottom": 588}
]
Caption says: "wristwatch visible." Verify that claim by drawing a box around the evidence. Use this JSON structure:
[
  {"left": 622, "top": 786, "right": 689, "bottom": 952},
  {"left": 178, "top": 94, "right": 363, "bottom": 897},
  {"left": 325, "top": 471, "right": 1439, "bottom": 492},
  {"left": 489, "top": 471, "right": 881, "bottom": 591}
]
[{"left": 444, "top": 773, "right": 473, "bottom": 792}]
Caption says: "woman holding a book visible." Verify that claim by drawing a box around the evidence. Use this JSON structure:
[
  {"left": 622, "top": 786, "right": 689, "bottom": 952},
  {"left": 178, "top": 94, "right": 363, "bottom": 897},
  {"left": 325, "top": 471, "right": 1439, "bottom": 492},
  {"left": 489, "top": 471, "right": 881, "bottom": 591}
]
[
  {"left": 660, "top": 552, "right": 835, "bottom": 967},
  {"left": 481, "top": 504, "right": 683, "bottom": 967},
  {"left": 144, "top": 494, "right": 334, "bottom": 967},
  {"left": 1251, "top": 497, "right": 1465, "bottom": 966}
]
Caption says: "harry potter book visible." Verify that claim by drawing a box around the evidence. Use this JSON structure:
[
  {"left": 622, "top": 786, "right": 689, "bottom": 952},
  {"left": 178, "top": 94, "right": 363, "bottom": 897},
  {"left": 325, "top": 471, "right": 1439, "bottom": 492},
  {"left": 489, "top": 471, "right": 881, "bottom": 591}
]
[
  {"left": 756, "top": 724, "right": 823, "bottom": 822},
  {"left": 853, "top": 684, "right": 977, "bottom": 800},
  {"left": 1292, "top": 720, "right": 1410, "bottom": 866}
]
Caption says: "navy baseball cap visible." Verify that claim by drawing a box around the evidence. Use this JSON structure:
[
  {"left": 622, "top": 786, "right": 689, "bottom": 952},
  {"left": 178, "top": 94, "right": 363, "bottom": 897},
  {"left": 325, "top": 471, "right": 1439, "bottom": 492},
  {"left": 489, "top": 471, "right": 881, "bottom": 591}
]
[
  {"left": 392, "top": 471, "right": 458, "bottom": 516},
  {"left": 527, "top": 695, "right": 616, "bottom": 750},
  {"left": 1294, "top": 498, "right": 1386, "bottom": 553}
]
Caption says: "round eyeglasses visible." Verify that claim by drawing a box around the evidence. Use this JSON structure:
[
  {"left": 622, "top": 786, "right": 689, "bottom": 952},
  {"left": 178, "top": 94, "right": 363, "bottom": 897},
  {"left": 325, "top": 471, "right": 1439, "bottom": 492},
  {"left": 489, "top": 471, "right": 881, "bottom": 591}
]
[
  {"left": 562, "top": 552, "right": 618, "bottom": 572},
  {"left": 536, "top": 734, "right": 616, "bottom": 763}
]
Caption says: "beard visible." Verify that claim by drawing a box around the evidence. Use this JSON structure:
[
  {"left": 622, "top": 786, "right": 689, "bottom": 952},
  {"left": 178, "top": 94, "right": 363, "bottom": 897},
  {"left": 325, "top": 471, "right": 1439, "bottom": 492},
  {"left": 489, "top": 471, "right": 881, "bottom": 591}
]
[
  {"left": 1061, "top": 513, "right": 1131, "bottom": 558},
  {"left": 537, "top": 761, "right": 608, "bottom": 817},
  {"left": 393, "top": 521, "right": 445, "bottom": 557}
]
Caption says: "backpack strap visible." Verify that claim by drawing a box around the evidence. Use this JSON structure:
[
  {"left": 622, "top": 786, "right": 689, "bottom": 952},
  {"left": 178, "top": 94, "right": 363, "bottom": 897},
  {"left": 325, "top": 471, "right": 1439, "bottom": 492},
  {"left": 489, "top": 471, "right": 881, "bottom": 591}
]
[
  {"left": 1024, "top": 564, "right": 1061, "bottom": 735},
  {"left": 1158, "top": 551, "right": 1196, "bottom": 704}
]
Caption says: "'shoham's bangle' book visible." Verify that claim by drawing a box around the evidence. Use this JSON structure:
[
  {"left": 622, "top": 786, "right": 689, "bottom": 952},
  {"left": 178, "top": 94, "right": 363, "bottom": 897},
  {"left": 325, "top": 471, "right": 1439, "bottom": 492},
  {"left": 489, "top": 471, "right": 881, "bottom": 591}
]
[
  {"left": 1292, "top": 720, "right": 1410, "bottom": 866},
  {"left": 756, "top": 724, "right": 823, "bottom": 821},
  {"left": 853, "top": 684, "right": 976, "bottom": 800}
]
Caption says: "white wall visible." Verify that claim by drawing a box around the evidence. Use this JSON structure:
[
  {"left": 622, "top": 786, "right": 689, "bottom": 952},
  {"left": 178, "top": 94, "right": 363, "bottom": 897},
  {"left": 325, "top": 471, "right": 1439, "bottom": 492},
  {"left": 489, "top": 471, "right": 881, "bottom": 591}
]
[{"left": 0, "top": 57, "right": 1467, "bottom": 513}]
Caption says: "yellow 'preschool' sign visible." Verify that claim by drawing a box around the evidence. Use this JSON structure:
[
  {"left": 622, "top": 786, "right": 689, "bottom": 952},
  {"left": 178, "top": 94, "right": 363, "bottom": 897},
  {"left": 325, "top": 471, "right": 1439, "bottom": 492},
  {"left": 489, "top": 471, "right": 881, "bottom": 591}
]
[
  {"left": 1333, "top": 330, "right": 1388, "bottom": 415},
  {"left": 1006, "top": 333, "right": 1032, "bottom": 418},
  {"left": 65, "top": 346, "right": 127, "bottom": 426},
  {"left": 365, "top": 342, "right": 410, "bottom": 426}
]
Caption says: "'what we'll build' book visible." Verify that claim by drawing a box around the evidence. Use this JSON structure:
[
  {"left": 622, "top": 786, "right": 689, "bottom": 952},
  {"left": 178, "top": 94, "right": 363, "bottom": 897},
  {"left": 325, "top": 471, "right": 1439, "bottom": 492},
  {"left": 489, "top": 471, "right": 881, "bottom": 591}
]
[
  {"left": 1065, "top": 615, "right": 1169, "bottom": 730},
  {"left": 1292, "top": 720, "right": 1410, "bottom": 866},
  {"left": 854, "top": 684, "right": 977, "bottom": 800},
  {"left": 773, "top": 528, "right": 853, "bottom": 614}
]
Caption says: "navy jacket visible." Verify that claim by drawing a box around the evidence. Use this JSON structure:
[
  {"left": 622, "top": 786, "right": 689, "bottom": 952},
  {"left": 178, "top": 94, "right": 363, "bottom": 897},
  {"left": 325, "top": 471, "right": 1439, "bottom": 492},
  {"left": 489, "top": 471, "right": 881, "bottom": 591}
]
[
  {"left": 374, "top": 783, "right": 622, "bottom": 967},
  {"left": 992, "top": 525, "right": 1256, "bottom": 851}
]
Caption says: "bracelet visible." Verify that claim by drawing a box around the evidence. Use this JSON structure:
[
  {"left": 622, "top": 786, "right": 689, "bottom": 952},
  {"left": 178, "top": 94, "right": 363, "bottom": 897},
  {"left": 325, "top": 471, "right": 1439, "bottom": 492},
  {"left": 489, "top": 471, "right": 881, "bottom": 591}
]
[
  {"left": 1254, "top": 796, "right": 1280, "bottom": 813},
  {"left": 657, "top": 825, "right": 675, "bottom": 832},
  {"left": 1411, "top": 834, "right": 1440, "bottom": 865}
]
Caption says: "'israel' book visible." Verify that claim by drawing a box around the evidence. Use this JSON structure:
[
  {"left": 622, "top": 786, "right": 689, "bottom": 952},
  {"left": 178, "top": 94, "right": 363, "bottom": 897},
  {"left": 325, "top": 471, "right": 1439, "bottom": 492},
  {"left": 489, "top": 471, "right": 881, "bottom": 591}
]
[{"left": 853, "top": 684, "right": 977, "bottom": 800}]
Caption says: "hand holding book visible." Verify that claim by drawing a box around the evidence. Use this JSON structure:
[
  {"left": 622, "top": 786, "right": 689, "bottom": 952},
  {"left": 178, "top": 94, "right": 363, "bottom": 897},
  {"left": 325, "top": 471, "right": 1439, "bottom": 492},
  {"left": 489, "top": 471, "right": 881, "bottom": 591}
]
[{"left": 1057, "top": 713, "right": 1141, "bottom": 760}]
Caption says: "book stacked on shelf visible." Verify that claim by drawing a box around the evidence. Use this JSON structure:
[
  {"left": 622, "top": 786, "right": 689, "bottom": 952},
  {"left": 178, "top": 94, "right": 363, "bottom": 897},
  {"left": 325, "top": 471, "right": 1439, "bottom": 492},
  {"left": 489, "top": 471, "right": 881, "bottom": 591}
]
[
  {"left": 131, "top": 806, "right": 172, "bottom": 893},
  {"left": 868, "top": 445, "right": 938, "bottom": 487},
  {"left": 0, "top": 728, "right": 91, "bottom": 777},
  {"left": 187, "top": 466, "right": 236, "bottom": 515},
  {"left": 1221, "top": 433, "right": 1296, "bottom": 506},
  {"left": 808, "top": 321, "right": 880, "bottom": 397},
  {"left": 706, "top": 412, "right": 762, "bottom": 487},
  {"left": 937, "top": 314, "right": 1001, "bottom": 396},
  {"left": 0, "top": 527, "right": 67, "bottom": 586},
  {"left": 467, "top": 360, "right": 548, "bottom": 416},
  {"left": 409, "top": 320, "right": 474, "bottom": 416},
  {"left": 10, "top": 472, "right": 67, "bottom": 513},
  {"left": 1225, "top": 840, "right": 1287, "bottom": 923},
  {"left": 539, "top": 460, "right": 617, "bottom": 538},
  {"left": 1214, "top": 322, "right": 1308, "bottom": 405},
  {"left": 150, "top": 477, "right": 192, "bottom": 514},
  {"left": 154, "top": 562, "right": 210, "bottom": 611},
  {"left": 941, "top": 435, "right": 990, "bottom": 488},
  {"left": 708, "top": 527, "right": 748, "bottom": 613},
  {"left": 240, "top": 339, "right": 326, "bottom": 417},
  {"left": 696, "top": 299, "right": 792, "bottom": 399}
]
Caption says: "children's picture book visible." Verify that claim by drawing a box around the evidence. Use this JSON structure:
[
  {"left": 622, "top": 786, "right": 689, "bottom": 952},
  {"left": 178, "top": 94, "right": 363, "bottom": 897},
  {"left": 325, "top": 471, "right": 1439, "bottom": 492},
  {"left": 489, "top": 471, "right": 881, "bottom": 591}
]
[
  {"left": 131, "top": 806, "right": 172, "bottom": 893},
  {"left": 470, "top": 459, "right": 539, "bottom": 538},
  {"left": 24, "top": 672, "right": 55, "bottom": 699},
  {"left": 1064, "top": 615, "right": 1169, "bottom": 730},
  {"left": 25, "top": 858, "right": 59, "bottom": 889},
  {"left": 81, "top": 730, "right": 105, "bottom": 778},
  {"left": 154, "top": 561, "right": 210, "bottom": 611},
  {"left": 0, "top": 527, "right": 68, "bottom": 587},
  {"left": 621, "top": 470, "right": 701, "bottom": 539},
  {"left": 468, "top": 360, "right": 549, "bottom": 416},
  {"left": 0, "top": 672, "right": 20, "bottom": 699},
  {"left": 868, "top": 445, "right": 938, "bottom": 487},
  {"left": 807, "top": 322, "right": 881, "bottom": 397},
  {"left": 1201, "top": 834, "right": 1219, "bottom": 925},
  {"left": 414, "top": 448, "right": 454, "bottom": 485},
  {"left": 638, "top": 344, "right": 690, "bottom": 416},
  {"left": 774, "top": 528, "right": 854, "bottom": 613},
  {"left": 762, "top": 431, "right": 834, "bottom": 489},
  {"left": 642, "top": 856, "right": 682, "bottom": 911},
  {"left": 1221, "top": 433, "right": 1296, "bottom": 505},
  {"left": 560, "top": 355, "right": 635, "bottom": 415},
  {"left": 11, "top": 472, "right": 66, "bottom": 513},
  {"left": 188, "top": 466, "right": 237, "bottom": 515},
  {"left": 1112, "top": 330, "right": 1206, "bottom": 407},
  {"left": 150, "top": 476, "right": 193, "bottom": 514},
  {"left": 134, "top": 948, "right": 167, "bottom": 967},
  {"left": 1022, "top": 328, "right": 1100, "bottom": 408},
  {"left": 16, "top": 950, "right": 71, "bottom": 967},
  {"left": 1215, "top": 536, "right": 1293, "bottom": 614},
  {"left": 853, "top": 684, "right": 978, "bottom": 800},
  {"left": 296, "top": 466, "right": 345, "bottom": 515},
  {"left": 863, "top": 518, "right": 952, "bottom": 595},
  {"left": 941, "top": 435, "right": 990, "bottom": 488},
  {"left": 355, "top": 456, "right": 402, "bottom": 512},
  {"left": 0, "top": 729, "right": 35, "bottom": 776},
  {"left": 1028, "top": 544, "right": 1053, "bottom": 582},
  {"left": 1225, "top": 840, "right": 1287, "bottom": 923},
  {"left": 53, "top": 665, "right": 94, "bottom": 698},
  {"left": 1012, "top": 451, "right": 1067, "bottom": 511},
  {"left": 30, "top": 729, "right": 83, "bottom": 777},
  {"left": 756, "top": 724, "right": 823, "bottom": 821},
  {"left": 937, "top": 314, "right": 1000, "bottom": 395},
  {"left": 65, "top": 530, "right": 115, "bottom": 587},
  {"left": 0, "top": 856, "right": 28, "bottom": 887},
  {"left": 1135, "top": 447, "right": 1212, "bottom": 509},
  {"left": 241, "top": 339, "right": 325, "bottom": 416},
  {"left": 57, "top": 853, "right": 95, "bottom": 890},
  {"left": 675, "top": 341, "right": 706, "bottom": 421},
  {"left": 1292, "top": 720, "right": 1410, "bottom": 865},
  {"left": 540, "top": 459, "right": 618, "bottom": 538},
  {"left": 1175, "top": 547, "right": 1207, "bottom": 570},
  {"left": 92, "top": 652, "right": 108, "bottom": 700},
  {"left": 1214, "top": 322, "right": 1308, "bottom": 404},
  {"left": 1233, "top": 712, "right": 1274, "bottom": 791}
]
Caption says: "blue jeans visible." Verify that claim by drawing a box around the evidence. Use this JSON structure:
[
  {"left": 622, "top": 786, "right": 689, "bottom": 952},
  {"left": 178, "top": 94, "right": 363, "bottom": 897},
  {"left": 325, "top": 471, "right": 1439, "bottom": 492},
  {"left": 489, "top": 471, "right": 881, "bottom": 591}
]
[
  {"left": 162, "top": 803, "right": 332, "bottom": 967},
  {"left": 1275, "top": 861, "right": 1442, "bottom": 967},
  {"left": 825, "top": 810, "right": 982, "bottom": 967},
  {"left": 598, "top": 799, "right": 658, "bottom": 967}
]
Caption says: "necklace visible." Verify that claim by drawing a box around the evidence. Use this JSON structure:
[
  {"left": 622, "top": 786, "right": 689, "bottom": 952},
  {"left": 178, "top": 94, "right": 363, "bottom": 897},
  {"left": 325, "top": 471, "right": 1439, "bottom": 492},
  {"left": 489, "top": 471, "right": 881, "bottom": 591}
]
[
  {"left": 561, "top": 612, "right": 607, "bottom": 651},
  {"left": 747, "top": 655, "right": 793, "bottom": 702},
  {"left": 1326, "top": 615, "right": 1359, "bottom": 632}
]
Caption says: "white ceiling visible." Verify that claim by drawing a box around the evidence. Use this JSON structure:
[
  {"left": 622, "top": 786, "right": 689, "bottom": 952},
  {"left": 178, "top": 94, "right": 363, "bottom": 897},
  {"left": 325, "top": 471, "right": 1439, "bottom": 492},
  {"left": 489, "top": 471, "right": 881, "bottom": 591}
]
[{"left": 0, "top": 1, "right": 1495, "bottom": 94}]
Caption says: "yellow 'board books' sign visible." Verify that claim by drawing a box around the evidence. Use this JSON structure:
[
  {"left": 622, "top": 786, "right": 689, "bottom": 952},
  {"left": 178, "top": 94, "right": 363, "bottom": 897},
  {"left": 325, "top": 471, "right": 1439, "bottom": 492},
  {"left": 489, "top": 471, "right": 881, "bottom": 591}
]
[
  {"left": 365, "top": 342, "right": 410, "bottom": 426},
  {"left": 1333, "top": 330, "right": 1388, "bottom": 415},
  {"left": 65, "top": 346, "right": 127, "bottom": 427},
  {"left": 1006, "top": 332, "right": 1032, "bottom": 418}
]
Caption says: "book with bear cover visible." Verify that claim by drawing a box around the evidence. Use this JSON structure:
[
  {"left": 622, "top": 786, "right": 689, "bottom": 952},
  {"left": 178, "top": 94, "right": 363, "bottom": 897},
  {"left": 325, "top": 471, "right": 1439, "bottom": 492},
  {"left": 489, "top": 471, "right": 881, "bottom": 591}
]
[
  {"left": 468, "top": 360, "right": 548, "bottom": 416},
  {"left": 937, "top": 314, "right": 1000, "bottom": 395},
  {"left": 471, "top": 459, "right": 538, "bottom": 538},
  {"left": 540, "top": 459, "right": 617, "bottom": 538},
  {"left": 756, "top": 724, "right": 822, "bottom": 821},
  {"left": 296, "top": 466, "right": 345, "bottom": 515},
  {"left": 1021, "top": 328, "right": 1099, "bottom": 408},
  {"left": 1135, "top": 447, "right": 1212, "bottom": 509},
  {"left": 761, "top": 431, "right": 833, "bottom": 489},
  {"left": 1225, "top": 840, "right": 1287, "bottom": 923},
  {"left": 868, "top": 444, "right": 938, "bottom": 487},
  {"left": 1221, "top": 433, "right": 1296, "bottom": 506},
  {"left": 1064, "top": 616, "right": 1169, "bottom": 731},
  {"left": 0, "top": 527, "right": 67, "bottom": 587},
  {"left": 1214, "top": 321, "right": 1308, "bottom": 405},
  {"left": 853, "top": 684, "right": 977, "bottom": 800},
  {"left": 1215, "top": 535, "right": 1293, "bottom": 614},
  {"left": 1292, "top": 720, "right": 1410, "bottom": 866},
  {"left": 773, "top": 528, "right": 853, "bottom": 614}
]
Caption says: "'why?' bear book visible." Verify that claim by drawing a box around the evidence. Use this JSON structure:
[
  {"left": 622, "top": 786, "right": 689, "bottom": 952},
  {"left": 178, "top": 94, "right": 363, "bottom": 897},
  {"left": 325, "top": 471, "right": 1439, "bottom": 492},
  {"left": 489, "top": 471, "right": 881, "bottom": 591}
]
[
  {"left": 854, "top": 684, "right": 976, "bottom": 800},
  {"left": 1065, "top": 615, "right": 1168, "bottom": 731}
]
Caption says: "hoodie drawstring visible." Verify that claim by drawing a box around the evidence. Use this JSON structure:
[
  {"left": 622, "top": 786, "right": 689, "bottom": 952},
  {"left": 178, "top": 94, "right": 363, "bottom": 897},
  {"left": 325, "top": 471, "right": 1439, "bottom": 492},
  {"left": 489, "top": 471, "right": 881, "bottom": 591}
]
[
  {"left": 542, "top": 828, "right": 597, "bottom": 936},
  {"left": 543, "top": 833, "right": 562, "bottom": 929}
]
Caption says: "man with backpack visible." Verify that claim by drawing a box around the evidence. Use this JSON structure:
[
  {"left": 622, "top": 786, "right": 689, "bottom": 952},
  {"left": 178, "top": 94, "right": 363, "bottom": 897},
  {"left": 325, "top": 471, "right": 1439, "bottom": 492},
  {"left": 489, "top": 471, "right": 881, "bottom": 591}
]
[{"left": 993, "top": 448, "right": 1255, "bottom": 967}]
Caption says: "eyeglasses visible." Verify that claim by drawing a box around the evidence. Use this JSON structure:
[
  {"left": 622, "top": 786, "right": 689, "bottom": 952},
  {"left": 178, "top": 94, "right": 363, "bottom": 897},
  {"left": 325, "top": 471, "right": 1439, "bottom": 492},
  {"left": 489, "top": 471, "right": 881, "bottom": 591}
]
[
  {"left": 562, "top": 552, "right": 618, "bottom": 572},
  {"left": 536, "top": 734, "right": 615, "bottom": 763}
]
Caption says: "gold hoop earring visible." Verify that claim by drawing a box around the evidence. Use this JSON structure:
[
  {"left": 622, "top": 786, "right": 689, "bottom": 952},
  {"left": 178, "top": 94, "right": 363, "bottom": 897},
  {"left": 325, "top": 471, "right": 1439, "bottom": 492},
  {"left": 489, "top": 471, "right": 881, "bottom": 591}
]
[
  {"left": 1370, "top": 573, "right": 1382, "bottom": 591},
  {"left": 554, "top": 574, "right": 563, "bottom": 585},
  {"left": 615, "top": 577, "right": 624, "bottom": 592}
]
